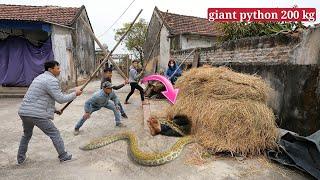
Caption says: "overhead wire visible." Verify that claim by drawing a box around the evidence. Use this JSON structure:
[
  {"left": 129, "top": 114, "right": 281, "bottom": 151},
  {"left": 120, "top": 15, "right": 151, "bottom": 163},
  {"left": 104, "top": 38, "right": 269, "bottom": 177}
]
[{"left": 98, "top": 0, "right": 136, "bottom": 38}]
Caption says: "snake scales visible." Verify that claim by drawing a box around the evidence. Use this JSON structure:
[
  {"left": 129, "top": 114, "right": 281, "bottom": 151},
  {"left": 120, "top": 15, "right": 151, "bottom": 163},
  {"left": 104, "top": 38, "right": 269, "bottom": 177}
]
[{"left": 80, "top": 121, "right": 194, "bottom": 166}]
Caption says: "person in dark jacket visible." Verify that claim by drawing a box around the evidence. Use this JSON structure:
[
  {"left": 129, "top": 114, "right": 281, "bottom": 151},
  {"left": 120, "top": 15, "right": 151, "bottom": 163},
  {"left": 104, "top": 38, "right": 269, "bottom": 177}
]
[
  {"left": 165, "top": 59, "right": 182, "bottom": 85},
  {"left": 17, "top": 61, "right": 83, "bottom": 165},
  {"left": 100, "top": 68, "right": 128, "bottom": 118}
]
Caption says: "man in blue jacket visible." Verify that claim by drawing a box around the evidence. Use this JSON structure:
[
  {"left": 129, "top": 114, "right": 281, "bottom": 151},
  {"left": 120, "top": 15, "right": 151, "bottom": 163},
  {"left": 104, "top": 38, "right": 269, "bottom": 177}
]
[
  {"left": 17, "top": 61, "right": 83, "bottom": 165},
  {"left": 100, "top": 67, "right": 128, "bottom": 118},
  {"left": 74, "top": 81, "right": 125, "bottom": 136}
]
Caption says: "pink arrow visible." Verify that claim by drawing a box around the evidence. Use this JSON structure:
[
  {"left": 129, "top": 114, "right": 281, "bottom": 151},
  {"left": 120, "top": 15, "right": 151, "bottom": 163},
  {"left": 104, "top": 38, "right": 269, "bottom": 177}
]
[{"left": 141, "top": 75, "right": 179, "bottom": 104}]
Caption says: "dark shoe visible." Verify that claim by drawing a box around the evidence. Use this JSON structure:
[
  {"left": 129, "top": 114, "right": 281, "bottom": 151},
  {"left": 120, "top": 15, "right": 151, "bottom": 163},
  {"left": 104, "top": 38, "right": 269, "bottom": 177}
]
[
  {"left": 121, "top": 113, "right": 128, "bottom": 119},
  {"left": 115, "top": 122, "right": 127, "bottom": 128},
  {"left": 59, "top": 153, "right": 73, "bottom": 163},
  {"left": 73, "top": 129, "right": 80, "bottom": 136},
  {"left": 124, "top": 101, "right": 130, "bottom": 104},
  {"left": 16, "top": 157, "right": 28, "bottom": 166}
]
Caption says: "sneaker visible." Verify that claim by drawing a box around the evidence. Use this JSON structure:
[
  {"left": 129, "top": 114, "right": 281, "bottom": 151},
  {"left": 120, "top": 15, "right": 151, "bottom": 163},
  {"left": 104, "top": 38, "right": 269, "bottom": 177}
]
[
  {"left": 73, "top": 129, "right": 80, "bottom": 136},
  {"left": 115, "top": 122, "right": 127, "bottom": 128},
  {"left": 16, "top": 157, "right": 28, "bottom": 166},
  {"left": 121, "top": 113, "right": 128, "bottom": 119},
  {"left": 59, "top": 153, "right": 73, "bottom": 163}
]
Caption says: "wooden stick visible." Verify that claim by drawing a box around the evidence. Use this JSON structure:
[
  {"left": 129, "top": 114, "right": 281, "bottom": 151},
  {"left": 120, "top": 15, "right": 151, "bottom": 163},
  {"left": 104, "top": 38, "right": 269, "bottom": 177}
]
[
  {"left": 126, "top": 56, "right": 129, "bottom": 77},
  {"left": 138, "top": 10, "right": 168, "bottom": 81},
  {"left": 60, "top": 9, "right": 142, "bottom": 113}
]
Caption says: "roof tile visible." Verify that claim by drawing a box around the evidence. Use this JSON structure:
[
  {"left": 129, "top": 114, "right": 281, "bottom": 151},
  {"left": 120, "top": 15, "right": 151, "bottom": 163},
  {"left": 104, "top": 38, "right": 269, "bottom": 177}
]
[
  {"left": 0, "top": 4, "right": 81, "bottom": 26},
  {"left": 157, "top": 8, "right": 223, "bottom": 36}
]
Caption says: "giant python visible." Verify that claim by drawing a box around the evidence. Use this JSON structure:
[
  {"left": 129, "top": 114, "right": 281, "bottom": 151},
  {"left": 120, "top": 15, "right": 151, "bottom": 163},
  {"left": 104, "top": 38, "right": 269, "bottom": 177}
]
[{"left": 80, "top": 120, "right": 194, "bottom": 166}]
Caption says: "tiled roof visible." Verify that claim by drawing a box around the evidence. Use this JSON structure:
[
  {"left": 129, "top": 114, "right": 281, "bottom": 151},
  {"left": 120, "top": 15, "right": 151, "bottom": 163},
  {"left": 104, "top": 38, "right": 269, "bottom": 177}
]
[
  {"left": 0, "top": 4, "right": 82, "bottom": 26},
  {"left": 156, "top": 7, "right": 223, "bottom": 37}
]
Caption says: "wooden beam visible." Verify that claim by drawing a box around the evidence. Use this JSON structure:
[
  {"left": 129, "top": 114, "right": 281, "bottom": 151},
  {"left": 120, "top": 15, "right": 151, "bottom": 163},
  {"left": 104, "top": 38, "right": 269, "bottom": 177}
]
[
  {"left": 192, "top": 48, "right": 200, "bottom": 68},
  {"left": 43, "top": 20, "right": 75, "bottom": 30}
]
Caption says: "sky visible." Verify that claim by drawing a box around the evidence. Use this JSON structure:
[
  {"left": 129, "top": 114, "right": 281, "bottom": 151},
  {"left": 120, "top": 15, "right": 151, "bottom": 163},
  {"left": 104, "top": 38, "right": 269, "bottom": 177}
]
[{"left": 1, "top": 0, "right": 319, "bottom": 54}]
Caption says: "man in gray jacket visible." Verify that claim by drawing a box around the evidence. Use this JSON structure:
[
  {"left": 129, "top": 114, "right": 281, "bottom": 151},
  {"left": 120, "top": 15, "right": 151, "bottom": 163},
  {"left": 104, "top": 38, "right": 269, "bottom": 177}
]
[{"left": 17, "top": 61, "right": 82, "bottom": 165}]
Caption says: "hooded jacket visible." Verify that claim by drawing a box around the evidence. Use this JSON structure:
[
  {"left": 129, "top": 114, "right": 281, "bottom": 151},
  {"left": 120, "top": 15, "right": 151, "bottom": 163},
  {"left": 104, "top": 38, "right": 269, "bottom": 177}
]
[{"left": 166, "top": 64, "right": 182, "bottom": 80}]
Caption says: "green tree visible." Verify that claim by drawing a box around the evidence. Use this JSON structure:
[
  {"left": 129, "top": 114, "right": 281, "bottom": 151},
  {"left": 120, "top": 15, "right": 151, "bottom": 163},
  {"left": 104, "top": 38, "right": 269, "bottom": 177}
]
[
  {"left": 115, "top": 18, "right": 148, "bottom": 64},
  {"left": 218, "top": 22, "right": 305, "bottom": 42},
  {"left": 218, "top": 6, "right": 305, "bottom": 42}
]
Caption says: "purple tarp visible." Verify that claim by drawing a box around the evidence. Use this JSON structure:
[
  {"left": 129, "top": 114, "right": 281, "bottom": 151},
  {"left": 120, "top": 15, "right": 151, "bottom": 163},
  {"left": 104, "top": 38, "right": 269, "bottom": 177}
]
[{"left": 0, "top": 36, "right": 54, "bottom": 87}]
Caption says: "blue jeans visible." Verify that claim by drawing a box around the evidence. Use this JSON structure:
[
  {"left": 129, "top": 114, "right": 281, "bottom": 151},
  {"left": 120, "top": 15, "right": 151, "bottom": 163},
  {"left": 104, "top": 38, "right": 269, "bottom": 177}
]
[
  {"left": 75, "top": 102, "right": 121, "bottom": 130},
  {"left": 118, "top": 102, "right": 125, "bottom": 114}
]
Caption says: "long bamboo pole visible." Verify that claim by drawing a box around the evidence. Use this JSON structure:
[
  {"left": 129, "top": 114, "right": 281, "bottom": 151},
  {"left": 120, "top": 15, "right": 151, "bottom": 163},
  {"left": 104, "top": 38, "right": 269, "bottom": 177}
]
[{"left": 60, "top": 9, "right": 142, "bottom": 113}]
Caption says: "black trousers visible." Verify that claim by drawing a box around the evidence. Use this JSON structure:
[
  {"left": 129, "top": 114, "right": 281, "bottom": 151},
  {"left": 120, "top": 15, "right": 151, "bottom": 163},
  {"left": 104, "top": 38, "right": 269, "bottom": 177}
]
[{"left": 125, "top": 82, "right": 144, "bottom": 102}]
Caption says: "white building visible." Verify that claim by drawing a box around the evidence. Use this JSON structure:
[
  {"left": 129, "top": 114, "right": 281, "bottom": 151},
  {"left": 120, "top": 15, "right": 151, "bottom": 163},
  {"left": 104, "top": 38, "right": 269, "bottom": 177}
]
[
  {"left": 0, "top": 4, "right": 95, "bottom": 89},
  {"left": 144, "top": 7, "right": 223, "bottom": 73}
]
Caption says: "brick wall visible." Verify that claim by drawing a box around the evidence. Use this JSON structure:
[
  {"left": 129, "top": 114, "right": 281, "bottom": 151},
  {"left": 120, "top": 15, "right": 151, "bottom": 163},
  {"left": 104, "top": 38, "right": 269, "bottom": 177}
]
[{"left": 172, "top": 33, "right": 300, "bottom": 65}]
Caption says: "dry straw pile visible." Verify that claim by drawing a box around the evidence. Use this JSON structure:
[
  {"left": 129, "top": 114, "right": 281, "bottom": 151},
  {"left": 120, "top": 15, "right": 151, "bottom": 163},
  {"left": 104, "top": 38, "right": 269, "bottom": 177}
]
[{"left": 166, "top": 66, "right": 279, "bottom": 155}]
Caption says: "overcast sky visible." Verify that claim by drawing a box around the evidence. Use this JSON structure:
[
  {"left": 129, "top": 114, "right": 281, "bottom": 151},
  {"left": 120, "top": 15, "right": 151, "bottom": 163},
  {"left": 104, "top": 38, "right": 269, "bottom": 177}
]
[{"left": 1, "top": 0, "right": 319, "bottom": 54}]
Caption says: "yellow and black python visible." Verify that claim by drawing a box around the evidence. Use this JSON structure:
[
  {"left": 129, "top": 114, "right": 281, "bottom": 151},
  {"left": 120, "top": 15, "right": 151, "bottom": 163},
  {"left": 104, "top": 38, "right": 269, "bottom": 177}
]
[{"left": 80, "top": 120, "right": 194, "bottom": 166}]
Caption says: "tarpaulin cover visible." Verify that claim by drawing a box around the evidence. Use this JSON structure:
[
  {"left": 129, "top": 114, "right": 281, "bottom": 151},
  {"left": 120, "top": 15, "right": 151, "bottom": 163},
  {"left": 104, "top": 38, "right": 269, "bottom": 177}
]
[
  {"left": 267, "top": 129, "right": 320, "bottom": 179},
  {"left": 0, "top": 36, "right": 54, "bottom": 87}
]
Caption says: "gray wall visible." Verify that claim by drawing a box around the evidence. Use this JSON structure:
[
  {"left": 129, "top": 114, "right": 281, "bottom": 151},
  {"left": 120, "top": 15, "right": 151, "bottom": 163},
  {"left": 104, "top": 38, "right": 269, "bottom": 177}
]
[
  {"left": 71, "top": 9, "right": 96, "bottom": 84},
  {"left": 159, "top": 25, "right": 170, "bottom": 72},
  {"left": 144, "top": 11, "right": 161, "bottom": 74},
  {"left": 172, "top": 34, "right": 300, "bottom": 65},
  {"left": 180, "top": 34, "right": 215, "bottom": 50},
  {"left": 220, "top": 64, "right": 320, "bottom": 136},
  {"left": 291, "top": 28, "right": 320, "bottom": 64},
  {"left": 51, "top": 25, "right": 73, "bottom": 83},
  {"left": 51, "top": 9, "right": 95, "bottom": 89}
]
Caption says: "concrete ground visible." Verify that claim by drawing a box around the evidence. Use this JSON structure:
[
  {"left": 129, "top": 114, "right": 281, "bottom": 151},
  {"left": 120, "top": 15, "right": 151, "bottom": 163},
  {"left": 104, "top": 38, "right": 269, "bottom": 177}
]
[{"left": 0, "top": 72, "right": 311, "bottom": 180}]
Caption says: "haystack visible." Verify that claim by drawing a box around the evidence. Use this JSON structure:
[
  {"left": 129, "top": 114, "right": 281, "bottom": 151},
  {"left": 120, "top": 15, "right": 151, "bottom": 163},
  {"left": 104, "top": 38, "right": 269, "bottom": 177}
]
[{"left": 166, "top": 66, "right": 278, "bottom": 156}]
